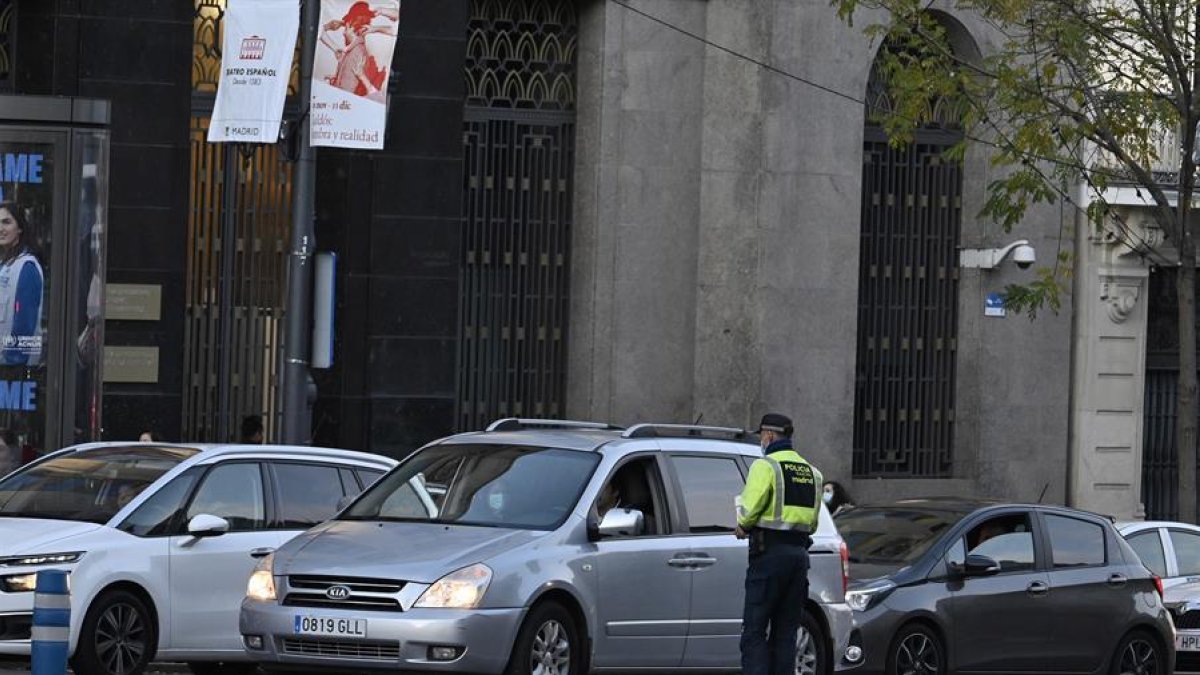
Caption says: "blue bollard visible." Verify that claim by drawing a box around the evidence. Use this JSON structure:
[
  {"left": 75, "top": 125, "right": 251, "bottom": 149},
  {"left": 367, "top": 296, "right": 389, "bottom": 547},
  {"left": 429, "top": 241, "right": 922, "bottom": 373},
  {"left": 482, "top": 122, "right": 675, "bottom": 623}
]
[{"left": 30, "top": 569, "right": 70, "bottom": 675}]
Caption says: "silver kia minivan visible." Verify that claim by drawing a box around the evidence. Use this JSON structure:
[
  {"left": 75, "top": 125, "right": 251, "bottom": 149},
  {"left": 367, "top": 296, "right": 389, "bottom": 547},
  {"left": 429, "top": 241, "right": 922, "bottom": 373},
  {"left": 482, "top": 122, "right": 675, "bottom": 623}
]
[{"left": 240, "top": 419, "right": 859, "bottom": 674}]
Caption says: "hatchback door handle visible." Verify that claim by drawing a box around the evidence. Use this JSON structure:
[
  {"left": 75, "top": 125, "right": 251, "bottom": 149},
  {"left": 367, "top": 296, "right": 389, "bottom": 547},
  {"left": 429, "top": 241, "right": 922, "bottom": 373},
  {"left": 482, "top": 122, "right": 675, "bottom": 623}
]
[
  {"left": 250, "top": 547, "right": 275, "bottom": 559},
  {"left": 1027, "top": 581, "right": 1049, "bottom": 596},
  {"left": 1108, "top": 574, "right": 1127, "bottom": 587}
]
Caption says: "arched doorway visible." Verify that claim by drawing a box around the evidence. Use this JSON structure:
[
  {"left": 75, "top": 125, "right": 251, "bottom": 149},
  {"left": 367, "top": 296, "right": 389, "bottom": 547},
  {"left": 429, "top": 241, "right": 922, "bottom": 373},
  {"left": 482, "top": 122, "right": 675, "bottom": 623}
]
[{"left": 852, "top": 26, "right": 972, "bottom": 478}]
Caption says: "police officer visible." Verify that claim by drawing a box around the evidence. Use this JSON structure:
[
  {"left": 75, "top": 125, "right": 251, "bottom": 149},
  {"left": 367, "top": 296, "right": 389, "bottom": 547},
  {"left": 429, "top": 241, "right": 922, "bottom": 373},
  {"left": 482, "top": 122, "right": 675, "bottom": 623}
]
[{"left": 735, "top": 413, "right": 823, "bottom": 675}]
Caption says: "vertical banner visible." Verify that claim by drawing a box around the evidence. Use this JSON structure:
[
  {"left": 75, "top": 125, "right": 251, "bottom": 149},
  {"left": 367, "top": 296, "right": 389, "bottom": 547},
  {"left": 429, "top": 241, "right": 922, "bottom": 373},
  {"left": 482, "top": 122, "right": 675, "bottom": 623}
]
[
  {"left": 310, "top": 0, "right": 401, "bottom": 149},
  {"left": 0, "top": 140, "right": 52, "bottom": 462},
  {"left": 207, "top": 0, "right": 300, "bottom": 144}
]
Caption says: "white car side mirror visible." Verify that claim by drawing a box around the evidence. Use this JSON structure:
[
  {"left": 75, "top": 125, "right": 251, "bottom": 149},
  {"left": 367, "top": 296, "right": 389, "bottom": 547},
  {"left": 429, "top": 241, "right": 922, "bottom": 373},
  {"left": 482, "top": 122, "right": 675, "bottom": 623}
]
[{"left": 187, "top": 514, "right": 230, "bottom": 538}]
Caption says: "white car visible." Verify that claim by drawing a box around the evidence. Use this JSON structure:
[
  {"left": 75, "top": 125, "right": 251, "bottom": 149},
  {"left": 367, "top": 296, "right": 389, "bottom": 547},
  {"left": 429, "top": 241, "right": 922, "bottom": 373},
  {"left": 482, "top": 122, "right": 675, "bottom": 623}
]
[
  {"left": 1118, "top": 520, "right": 1200, "bottom": 671},
  {"left": 0, "top": 441, "right": 395, "bottom": 675}
]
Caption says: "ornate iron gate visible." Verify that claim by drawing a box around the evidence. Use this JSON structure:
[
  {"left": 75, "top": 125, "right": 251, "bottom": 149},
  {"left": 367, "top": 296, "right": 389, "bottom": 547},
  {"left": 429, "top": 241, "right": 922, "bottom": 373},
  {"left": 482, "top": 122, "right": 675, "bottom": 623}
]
[
  {"left": 1142, "top": 267, "right": 1190, "bottom": 520},
  {"left": 456, "top": 0, "right": 577, "bottom": 431},
  {"left": 852, "top": 129, "right": 963, "bottom": 478},
  {"left": 184, "top": 1, "right": 296, "bottom": 441}
]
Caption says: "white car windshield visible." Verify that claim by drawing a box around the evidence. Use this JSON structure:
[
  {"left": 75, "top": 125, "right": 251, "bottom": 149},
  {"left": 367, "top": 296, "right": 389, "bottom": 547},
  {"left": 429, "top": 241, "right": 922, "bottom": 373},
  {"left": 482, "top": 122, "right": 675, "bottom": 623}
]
[
  {"left": 343, "top": 444, "right": 600, "bottom": 531},
  {"left": 0, "top": 446, "right": 199, "bottom": 524}
]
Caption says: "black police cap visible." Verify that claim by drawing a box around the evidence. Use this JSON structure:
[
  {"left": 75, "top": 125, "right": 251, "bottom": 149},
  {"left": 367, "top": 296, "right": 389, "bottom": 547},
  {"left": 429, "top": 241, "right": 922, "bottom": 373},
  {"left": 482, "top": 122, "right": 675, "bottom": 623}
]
[{"left": 756, "top": 413, "right": 793, "bottom": 436}]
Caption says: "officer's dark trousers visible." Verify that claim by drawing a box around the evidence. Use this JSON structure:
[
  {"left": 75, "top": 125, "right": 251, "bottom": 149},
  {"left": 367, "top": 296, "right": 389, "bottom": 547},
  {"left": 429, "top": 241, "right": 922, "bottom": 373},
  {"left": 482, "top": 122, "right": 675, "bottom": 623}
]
[{"left": 740, "top": 540, "right": 810, "bottom": 675}]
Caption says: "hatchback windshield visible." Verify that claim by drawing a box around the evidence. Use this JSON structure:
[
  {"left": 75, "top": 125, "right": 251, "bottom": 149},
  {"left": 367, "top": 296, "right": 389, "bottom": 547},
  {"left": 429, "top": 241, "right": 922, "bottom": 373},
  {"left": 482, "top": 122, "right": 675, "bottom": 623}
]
[
  {"left": 0, "top": 446, "right": 199, "bottom": 524},
  {"left": 344, "top": 444, "right": 600, "bottom": 530},
  {"left": 836, "top": 506, "right": 965, "bottom": 577}
]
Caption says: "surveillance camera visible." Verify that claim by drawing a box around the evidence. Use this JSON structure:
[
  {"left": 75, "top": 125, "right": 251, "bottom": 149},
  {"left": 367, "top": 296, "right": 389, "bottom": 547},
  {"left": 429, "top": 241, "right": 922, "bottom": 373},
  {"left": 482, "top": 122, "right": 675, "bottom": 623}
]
[{"left": 1013, "top": 244, "right": 1036, "bottom": 269}]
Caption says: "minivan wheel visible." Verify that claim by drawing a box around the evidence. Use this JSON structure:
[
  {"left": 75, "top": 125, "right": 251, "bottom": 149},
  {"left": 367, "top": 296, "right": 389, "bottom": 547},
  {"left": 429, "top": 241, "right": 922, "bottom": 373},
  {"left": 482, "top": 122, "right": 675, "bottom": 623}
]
[
  {"left": 887, "top": 624, "right": 944, "bottom": 675},
  {"left": 71, "top": 589, "right": 158, "bottom": 675},
  {"left": 797, "top": 611, "right": 830, "bottom": 675},
  {"left": 1111, "top": 631, "right": 1163, "bottom": 675},
  {"left": 506, "top": 601, "right": 580, "bottom": 675}
]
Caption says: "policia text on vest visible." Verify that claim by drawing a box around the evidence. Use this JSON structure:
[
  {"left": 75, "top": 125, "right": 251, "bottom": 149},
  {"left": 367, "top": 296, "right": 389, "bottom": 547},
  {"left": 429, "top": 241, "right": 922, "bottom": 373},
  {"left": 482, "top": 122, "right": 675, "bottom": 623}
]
[{"left": 735, "top": 413, "right": 823, "bottom": 675}]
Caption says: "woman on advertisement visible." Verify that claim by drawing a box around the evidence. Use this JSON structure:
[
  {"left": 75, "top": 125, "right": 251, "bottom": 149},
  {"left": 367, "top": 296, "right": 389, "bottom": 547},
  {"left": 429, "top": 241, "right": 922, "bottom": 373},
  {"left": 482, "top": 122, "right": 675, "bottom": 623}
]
[
  {"left": 0, "top": 202, "right": 44, "bottom": 367},
  {"left": 318, "top": 1, "right": 399, "bottom": 103}
]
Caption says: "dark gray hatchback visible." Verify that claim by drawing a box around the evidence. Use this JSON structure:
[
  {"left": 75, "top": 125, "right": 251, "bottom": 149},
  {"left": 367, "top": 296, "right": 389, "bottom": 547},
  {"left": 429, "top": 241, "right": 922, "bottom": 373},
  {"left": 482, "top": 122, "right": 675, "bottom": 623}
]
[{"left": 836, "top": 500, "right": 1175, "bottom": 675}]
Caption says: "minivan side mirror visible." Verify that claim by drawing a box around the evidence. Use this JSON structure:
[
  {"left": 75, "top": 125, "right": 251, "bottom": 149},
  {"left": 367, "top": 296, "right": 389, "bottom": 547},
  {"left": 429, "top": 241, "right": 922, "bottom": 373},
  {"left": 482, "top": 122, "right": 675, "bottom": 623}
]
[
  {"left": 950, "top": 554, "right": 1001, "bottom": 577},
  {"left": 593, "top": 507, "right": 644, "bottom": 539},
  {"left": 187, "top": 514, "right": 230, "bottom": 538}
]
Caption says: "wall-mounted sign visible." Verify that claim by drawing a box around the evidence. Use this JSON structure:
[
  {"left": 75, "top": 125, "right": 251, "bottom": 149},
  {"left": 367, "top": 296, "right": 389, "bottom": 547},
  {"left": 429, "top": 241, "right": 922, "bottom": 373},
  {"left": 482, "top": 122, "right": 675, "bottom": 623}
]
[
  {"left": 106, "top": 284, "right": 162, "bottom": 321},
  {"left": 103, "top": 346, "right": 159, "bottom": 384},
  {"left": 207, "top": 0, "right": 300, "bottom": 144},
  {"left": 985, "top": 292, "right": 1007, "bottom": 317},
  {"left": 310, "top": 0, "right": 401, "bottom": 149}
]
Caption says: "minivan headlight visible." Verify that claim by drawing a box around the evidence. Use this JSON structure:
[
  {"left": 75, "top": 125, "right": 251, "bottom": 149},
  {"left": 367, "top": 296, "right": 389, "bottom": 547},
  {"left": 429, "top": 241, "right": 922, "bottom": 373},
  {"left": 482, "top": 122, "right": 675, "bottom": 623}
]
[
  {"left": 245, "top": 553, "right": 276, "bottom": 602},
  {"left": 415, "top": 564, "right": 493, "bottom": 609},
  {"left": 0, "top": 573, "right": 37, "bottom": 593},
  {"left": 0, "top": 551, "right": 85, "bottom": 566},
  {"left": 845, "top": 579, "right": 896, "bottom": 612}
]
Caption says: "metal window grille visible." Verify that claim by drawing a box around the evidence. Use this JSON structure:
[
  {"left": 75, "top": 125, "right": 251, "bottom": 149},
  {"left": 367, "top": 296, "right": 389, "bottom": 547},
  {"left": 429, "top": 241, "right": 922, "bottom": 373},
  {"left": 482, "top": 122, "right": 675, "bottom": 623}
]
[
  {"left": 457, "top": 0, "right": 577, "bottom": 432},
  {"left": 0, "top": 0, "right": 13, "bottom": 93},
  {"left": 852, "top": 130, "right": 963, "bottom": 478},
  {"left": 1143, "top": 368, "right": 1180, "bottom": 521}
]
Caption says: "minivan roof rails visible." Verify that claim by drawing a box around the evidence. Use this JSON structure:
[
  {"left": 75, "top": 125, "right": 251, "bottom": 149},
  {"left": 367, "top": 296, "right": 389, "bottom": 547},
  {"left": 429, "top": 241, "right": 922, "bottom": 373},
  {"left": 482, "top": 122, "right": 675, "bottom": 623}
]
[
  {"left": 485, "top": 418, "right": 624, "bottom": 432},
  {"left": 621, "top": 423, "right": 754, "bottom": 441}
]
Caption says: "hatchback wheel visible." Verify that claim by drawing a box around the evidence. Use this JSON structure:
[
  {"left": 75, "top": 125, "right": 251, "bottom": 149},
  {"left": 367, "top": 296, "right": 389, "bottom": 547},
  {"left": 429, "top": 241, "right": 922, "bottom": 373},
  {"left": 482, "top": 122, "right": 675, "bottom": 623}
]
[
  {"left": 1112, "top": 631, "right": 1163, "bottom": 675},
  {"left": 506, "top": 601, "right": 580, "bottom": 675},
  {"left": 71, "top": 589, "right": 158, "bottom": 675},
  {"left": 887, "top": 624, "right": 944, "bottom": 675},
  {"left": 796, "top": 611, "right": 830, "bottom": 675}
]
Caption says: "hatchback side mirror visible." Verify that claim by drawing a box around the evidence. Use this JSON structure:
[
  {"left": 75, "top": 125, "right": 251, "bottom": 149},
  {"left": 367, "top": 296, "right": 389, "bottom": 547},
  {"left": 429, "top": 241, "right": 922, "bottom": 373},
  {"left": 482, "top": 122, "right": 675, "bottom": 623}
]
[
  {"left": 950, "top": 554, "right": 1001, "bottom": 577},
  {"left": 187, "top": 514, "right": 230, "bottom": 538}
]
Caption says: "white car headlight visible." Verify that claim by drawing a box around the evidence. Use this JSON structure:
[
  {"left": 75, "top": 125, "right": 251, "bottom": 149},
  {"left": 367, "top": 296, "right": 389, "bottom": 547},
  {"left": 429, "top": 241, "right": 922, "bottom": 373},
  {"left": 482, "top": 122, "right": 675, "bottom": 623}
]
[
  {"left": 0, "top": 551, "right": 85, "bottom": 566},
  {"left": 245, "top": 553, "right": 276, "bottom": 602},
  {"left": 845, "top": 580, "right": 896, "bottom": 612},
  {"left": 415, "top": 564, "right": 493, "bottom": 609}
]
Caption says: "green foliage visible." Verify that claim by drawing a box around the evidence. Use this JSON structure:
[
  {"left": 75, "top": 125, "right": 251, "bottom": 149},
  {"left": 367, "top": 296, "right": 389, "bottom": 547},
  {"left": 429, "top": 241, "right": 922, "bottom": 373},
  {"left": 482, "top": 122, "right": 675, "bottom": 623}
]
[{"left": 836, "top": 0, "right": 1199, "bottom": 316}]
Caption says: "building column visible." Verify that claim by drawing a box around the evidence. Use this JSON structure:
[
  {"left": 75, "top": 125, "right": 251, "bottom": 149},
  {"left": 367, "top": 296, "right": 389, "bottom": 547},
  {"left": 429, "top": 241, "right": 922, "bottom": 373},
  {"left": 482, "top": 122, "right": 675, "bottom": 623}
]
[{"left": 1070, "top": 208, "right": 1157, "bottom": 519}]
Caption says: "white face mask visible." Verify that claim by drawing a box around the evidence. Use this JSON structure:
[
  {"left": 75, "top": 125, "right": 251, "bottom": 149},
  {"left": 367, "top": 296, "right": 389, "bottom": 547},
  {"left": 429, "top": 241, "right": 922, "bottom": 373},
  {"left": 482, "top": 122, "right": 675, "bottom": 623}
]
[
  {"left": 822, "top": 491, "right": 834, "bottom": 504},
  {"left": 488, "top": 492, "right": 504, "bottom": 511}
]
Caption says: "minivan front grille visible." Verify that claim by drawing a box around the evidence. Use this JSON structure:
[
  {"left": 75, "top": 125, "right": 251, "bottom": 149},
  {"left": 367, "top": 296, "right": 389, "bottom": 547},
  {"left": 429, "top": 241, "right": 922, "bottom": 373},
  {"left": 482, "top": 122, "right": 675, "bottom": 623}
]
[
  {"left": 283, "top": 575, "right": 406, "bottom": 612},
  {"left": 280, "top": 637, "right": 399, "bottom": 661}
]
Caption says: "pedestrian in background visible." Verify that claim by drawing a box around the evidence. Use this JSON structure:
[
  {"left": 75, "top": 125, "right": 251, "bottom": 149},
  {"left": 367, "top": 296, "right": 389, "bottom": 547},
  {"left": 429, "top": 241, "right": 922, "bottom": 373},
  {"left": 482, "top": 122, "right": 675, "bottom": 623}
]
[
  {"left": 139, "top": 430, "right": 158, "bottom": 442},
  {"left": 823, "top": 480, "right": 854, "bottom": 516},
  {"left": 735, "top": 413, "right": 823, "bottom": 675},
  {"left": 240, "top": 415, "right": 265, "bottom": 444}
]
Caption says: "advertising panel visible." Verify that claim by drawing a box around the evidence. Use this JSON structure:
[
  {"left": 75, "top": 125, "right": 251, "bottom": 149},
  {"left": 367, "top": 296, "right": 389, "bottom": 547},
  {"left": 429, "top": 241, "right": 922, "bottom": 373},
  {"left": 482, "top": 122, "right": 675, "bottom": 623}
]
[{"left": 310, "top": 0, "right": 401, "bottom": 149}]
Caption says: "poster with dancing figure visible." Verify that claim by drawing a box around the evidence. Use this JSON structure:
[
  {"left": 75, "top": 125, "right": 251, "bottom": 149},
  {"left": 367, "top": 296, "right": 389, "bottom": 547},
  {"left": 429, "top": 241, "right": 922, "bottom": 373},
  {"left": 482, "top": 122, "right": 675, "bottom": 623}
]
[{"left": 310, "top": 0, "right": 401, "bottom": 149}]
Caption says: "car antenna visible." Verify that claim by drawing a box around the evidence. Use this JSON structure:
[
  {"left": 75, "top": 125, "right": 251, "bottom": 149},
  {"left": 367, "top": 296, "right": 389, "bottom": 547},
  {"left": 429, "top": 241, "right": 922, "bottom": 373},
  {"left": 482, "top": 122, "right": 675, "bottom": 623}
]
[
  {"left": 694, "top": 413, "right": 703, "bottom": 424},
  {"left": 1037, "top": 482, "right": 1049, "bottom": 504}
]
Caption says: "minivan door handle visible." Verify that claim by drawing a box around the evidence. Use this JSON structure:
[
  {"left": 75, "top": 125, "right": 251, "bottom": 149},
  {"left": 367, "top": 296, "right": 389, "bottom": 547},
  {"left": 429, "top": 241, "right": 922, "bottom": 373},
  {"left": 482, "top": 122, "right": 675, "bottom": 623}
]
[
  {"left": 1027, "top": 581, "right": 1049, "bottom": 596},
  {"left": 250, "top": 547, "right": 275, "bottom": 559},
  {"left": 1108, "top": 574, "right": 1127, "bottom": 587},
  {"left": 668, "top": 555, "right": 715, "bottom": 568}
]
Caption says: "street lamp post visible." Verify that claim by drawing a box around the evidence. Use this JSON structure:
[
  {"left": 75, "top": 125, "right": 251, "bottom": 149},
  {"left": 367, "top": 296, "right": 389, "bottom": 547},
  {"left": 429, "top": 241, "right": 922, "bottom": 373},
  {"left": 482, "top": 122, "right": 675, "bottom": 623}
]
[{"left": 280, "top": 0, "right": 319, "bottom": 444}]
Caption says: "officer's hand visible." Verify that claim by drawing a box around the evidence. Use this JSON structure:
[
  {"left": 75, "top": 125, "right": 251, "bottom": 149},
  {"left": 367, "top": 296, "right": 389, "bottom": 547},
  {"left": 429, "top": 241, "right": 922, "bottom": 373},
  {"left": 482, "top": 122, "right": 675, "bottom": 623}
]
[{"left": 735, "top": 525, "right": 748, "bottom": 539}]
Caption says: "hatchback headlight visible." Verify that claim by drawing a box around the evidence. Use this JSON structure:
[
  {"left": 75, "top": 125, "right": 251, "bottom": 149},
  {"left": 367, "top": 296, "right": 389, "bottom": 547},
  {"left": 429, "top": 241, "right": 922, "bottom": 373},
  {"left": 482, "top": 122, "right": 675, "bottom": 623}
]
[
  {"left": 845, "top": 579, "right": 896, "bottom": 612},
  {"left": 415, "top": 564, "right": 493, "bottom": 609},
  {"left": 245, "top": 553, "right": 276, "bottom": 602}
]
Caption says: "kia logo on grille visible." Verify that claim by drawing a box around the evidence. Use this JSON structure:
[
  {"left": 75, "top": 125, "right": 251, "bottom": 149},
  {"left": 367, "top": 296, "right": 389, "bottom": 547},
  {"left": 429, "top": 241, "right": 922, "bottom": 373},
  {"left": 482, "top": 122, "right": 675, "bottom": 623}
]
[{"left": 326, "top": 585, "right": 351, "bottom": 600}]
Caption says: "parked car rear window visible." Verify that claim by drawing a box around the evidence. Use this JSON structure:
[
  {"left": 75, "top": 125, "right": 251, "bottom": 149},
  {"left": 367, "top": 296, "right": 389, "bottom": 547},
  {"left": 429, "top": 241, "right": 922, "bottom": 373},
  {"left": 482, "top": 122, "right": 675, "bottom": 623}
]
[
  {"left": 272, "top": 463, "right": 345, "bottom": 528},
  {"left": 1045, "top": 514, "right": 1105, "bottom": 568},
  {"left": 1126, "top": 530, "right": 1168, "bottom": 577},
  {"left": 1171, "top": 530, "right": 1200, "bottom": 576},
  {"left": 343, "top": 444, "right": 600, "bottom": 531},
  {"left": 837, "top": 507, "right": 963, "bottom": 576},
  {"left": 0, "top": 446, "right": 199, "bottom": 524}
]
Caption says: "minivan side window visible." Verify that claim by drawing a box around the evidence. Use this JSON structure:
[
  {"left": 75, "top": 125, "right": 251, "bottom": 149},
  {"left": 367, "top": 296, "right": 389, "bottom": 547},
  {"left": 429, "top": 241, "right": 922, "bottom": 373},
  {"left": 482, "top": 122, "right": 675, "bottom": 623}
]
[
  {"left": 1170, "top": 530, "right": 1200, "bottom": 576},
  {"left": 186, "top": 463, "right": 265, "bottom": 531},
  {"left": 1045, "top": 514, "right": 1106, "bottom": 568},
  {"left": 357, "top": 469, "right": 385, "bottom": 489},
  {"left": 670, "top": 456, "right": 744, "bottom": 533},
  {"left": 272, "top": 463, "right": 345, "bottom": 529},
  {"left": 1126, "top": 531, "right": 1168, "bottom": 577},
  {"left": 118, "top": 469, "right": 201, "bottom": 537}
]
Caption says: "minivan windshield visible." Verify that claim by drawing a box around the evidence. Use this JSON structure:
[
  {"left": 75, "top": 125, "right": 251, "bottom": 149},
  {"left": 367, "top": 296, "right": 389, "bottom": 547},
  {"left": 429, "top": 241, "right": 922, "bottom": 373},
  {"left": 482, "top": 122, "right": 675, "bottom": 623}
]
[
  {"left": 343, "top": 444, "right": 600, "bottom": 530},
  {"left": 836, "top": 506, "right": 965, "bottom": 578},
  {"left": 0, "top": 446, "right": 200, "bottom": 524}
]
